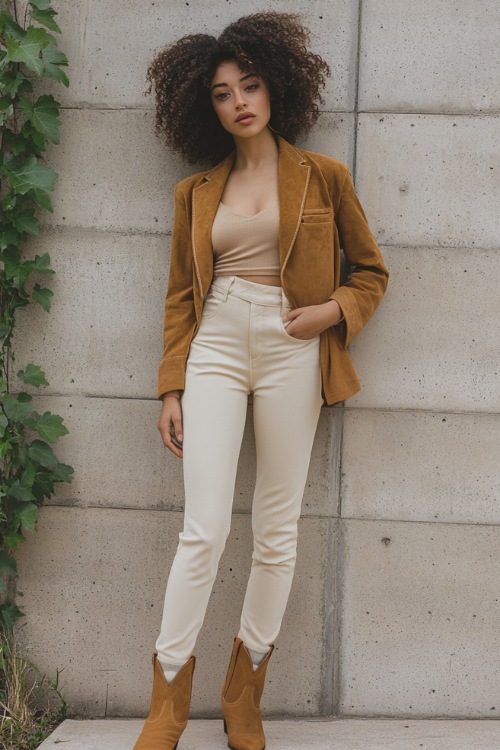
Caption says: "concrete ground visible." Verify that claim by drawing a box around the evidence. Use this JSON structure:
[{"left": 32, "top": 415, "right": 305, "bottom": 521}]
[{"left": 38, "top": 717, "right": 500, "bottom": 749}]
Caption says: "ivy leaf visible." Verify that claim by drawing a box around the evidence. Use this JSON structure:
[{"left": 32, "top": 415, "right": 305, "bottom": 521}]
[
  {"left": 4, "top": 26, "right": 51, "bottom": 77},
  {"left": 17, "top": 502, "right": 39, "bottom": 532},
  {"left": 29, "top": 6, "right": 61, "bottom": 35},
  {"left": 0, "top": 97, "right": 14, "bottom": 125},
  {"left": 29, "top": 0, "right": 53, "bottom": 10},
  {"left": 0, "top": 551, "right": 18, "bottom": 576},
  {"left": 0, "top": 602, "right": 25, "bottom": 632},
  {"left": 26, "top": 186, "right": 53, "bottom": 212},
  {"left": 11, "top": 205, "right": 40, "bottom": 236},
  {"left": 27, "top": 439, "right": 58, "bottom": 467},
  {"left": 4, "top": 154, "right": 57, "bottom": 194},
  {"left": 0, "top": 69, "right": 32, "bottom": 98},
  {"left": 6, "top": 480, "right": 35, "bottom": 503},
  {"left": 0, "top": 323, "right": 12, "bottom": 341},
  {"left": 49, "top": 462, "right": 74, "bottom": 483},
  {"left": 32, "top": 283, "right": 53, "bottom": 311},
  {"left": 33, "top": 251, "right": 53, "bottom": 272},
  {"left": 28, "top": 411, "right": 68, "bottom": 443},
  {"left": 17, "top": 363, "right": 49, "bottom": 387},
  {"left": 40, "top": 35, "right": 69, "bottom": 87},
  {"left": 0, "top": 227, "right": 20, "bottom": 248},
  {"left": 0, "top": 413, "right": 8, "bottom": 439},
  {"left": 18, "top": 94, "right": 61, "bottom": 144},
  {"left": 0, "top": 11, "right": 25, "bottom": 42},
  {"left": 3, "top": 532, "right": 26, "bottom": 550},
  {"left": 2, "top": 392, "right": 33, "bottom": 422}
]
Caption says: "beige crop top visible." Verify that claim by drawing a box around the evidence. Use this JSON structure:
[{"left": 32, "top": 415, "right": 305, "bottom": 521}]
[{"left": 211, "top": 200, "right": 280, "bottom": 276}]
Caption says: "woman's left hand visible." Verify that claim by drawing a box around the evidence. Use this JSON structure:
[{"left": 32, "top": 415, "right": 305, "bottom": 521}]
[{"left": 281, "top": 300, "right": 343, "bottom": 339}]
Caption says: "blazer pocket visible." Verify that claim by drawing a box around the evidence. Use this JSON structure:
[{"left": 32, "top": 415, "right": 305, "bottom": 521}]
[{"left": 301, "top": 208, "right": 333, "bottom": 223}]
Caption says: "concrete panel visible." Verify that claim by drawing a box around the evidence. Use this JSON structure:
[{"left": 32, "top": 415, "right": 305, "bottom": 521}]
[
  {"left": 40, "top": 109, "right": 189, "bottom": 234},
  {"left": 38, "top": 717, "right": 500, "bottom": 750},
  {"left": 13, "top": 506, "right": 335, "bottom": 717},
  {"left": 28, "top": 0, "right": 358, "bottom": 111},
  {"left": 339, "top": 519, "right": 500, "bottom": 717},
  {"left": 33, "top": 396, "right": 340, "bottom": 518},
  {"left": 40, "top": 110, "right": 353, "bottom": 234},
  {"left": 356, "top": 114, "right": 500, "bottom": 249},
  {"left": 13, "top": 227, "right": 165, "bottom": 399},
  {"left": 342, "top": 410, "right": 500, "bottom": 525},
  {"left": 299, "top": 113, "right": 355, "bottom": 169},
  {"left": 359, "top": 1, "right": 500, "bottom": 113},
  {"left": 348, "top": 246, "right": 500, "bottom": 412}
]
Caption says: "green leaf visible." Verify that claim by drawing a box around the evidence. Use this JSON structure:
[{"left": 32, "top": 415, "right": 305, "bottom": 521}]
[
  {"left": 0, "top": 98, "right": 14, "bottom": 125},
  {"left": 4, "top": 154, "right": 57, "bottom": 194},
  {"left": 11, "top": 206, "right": 40, "bottom": 236},
  {"left": 17, "top": 363, "right": 49, "bottom": 387},
  {"left": 4, "top": 26, "right": 51, "bottom": 76},
  {"left": 18, "top": 94, "right": 61, "bottom": 144},
  {"left": 0, "top": 323, "right": 11, "bottom": 340},
  {"left": 3, "top": 532, "right": 26, "bottom": 550},
  {"left": 27, "top": 439, "right": 58, "bottom": 467},
  {"left": 0, "top": 413, "right": 8, "bottom": 437},
  {"left": 49, "top": 462, "right": 74, "bottom": 483},
  {"left": 0, "top": 69, "right": 32, "bottom": 98},
  {"left": 30, "top": 6, "right": 62, "bottom": 34},
  {"left": 28, "top": 411, "right": 68, "bottom": 442},
  {"left": 40, "top": 36, "right": 69, "bottom": 87},
  {"left": 29, "top": 0, "right": 53, "bottom": 10},
  {"left": 33, "top": 251, "right": 53, "bottom": 272},
  {"left": 6, "top": 480, "right": 35, "bottom": 503},
  {"left": 0, "top": 12, "right": 26, "bottom": 42},
  {"left": 26, "top": 186, "right": 53, "bottom": 212},
  {"left": 2, "top": 392, "right": 33, "bottom": 422},
  {"left": 32, "top": 283, "right": 53, "bottom": 311},
  {"left": 0, "top": 602, "right": 25, "bottom": 632},
  {"left": 18, "top": 503, "right": 39, "bottom": 532},
  {"left": 0, "top": 551, "right": 18, "bottom": 576}
]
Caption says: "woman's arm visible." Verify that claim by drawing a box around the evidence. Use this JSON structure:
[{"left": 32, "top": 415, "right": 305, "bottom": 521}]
[
  {"left": 327, "top": 166, "right": 389, "bottom": 346},
  {"left": 157, "top": 183, "right": 198, "bottom": 399}
]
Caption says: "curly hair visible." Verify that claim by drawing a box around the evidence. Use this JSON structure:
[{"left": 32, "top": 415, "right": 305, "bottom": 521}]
[{"left": 145, "top": 12, "right": 331, "bottom": 166}]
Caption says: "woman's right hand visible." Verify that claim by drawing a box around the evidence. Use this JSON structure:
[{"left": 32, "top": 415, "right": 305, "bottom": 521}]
[{"left": 157, "top": 392, "right": 184, "bottom": 458}]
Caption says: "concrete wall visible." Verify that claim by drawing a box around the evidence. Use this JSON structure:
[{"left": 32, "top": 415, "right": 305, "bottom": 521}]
[{"left": 12, "top": 0, "right": 500, "bottom": 719}]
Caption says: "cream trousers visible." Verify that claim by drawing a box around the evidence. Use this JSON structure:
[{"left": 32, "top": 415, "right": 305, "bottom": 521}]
[{"left": 155, "top": 275, "right": 323, "bottom": 663}]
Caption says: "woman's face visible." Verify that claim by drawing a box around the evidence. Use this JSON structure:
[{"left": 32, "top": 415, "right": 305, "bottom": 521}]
[{"left": 210, "top": 60, "right": 271, "bottom": 139}]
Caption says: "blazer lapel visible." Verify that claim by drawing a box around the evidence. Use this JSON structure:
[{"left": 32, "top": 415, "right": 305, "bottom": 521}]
[
  {"left": 276, "top": 136, "right": 310, "bottom": 270},
  {"left": 191, "top": 134, "right": 310, "bottom": 295},
  {"left": 191, "top": 150, "right": 236, "bottom": 296}
]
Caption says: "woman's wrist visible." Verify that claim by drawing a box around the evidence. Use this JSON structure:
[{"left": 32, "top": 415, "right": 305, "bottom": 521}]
[
  {"left": 161, "top": 390, "right": 181, "bottom": 401},
  {"left": 323, "top": 299, "right": 344, "bottom": 326}
]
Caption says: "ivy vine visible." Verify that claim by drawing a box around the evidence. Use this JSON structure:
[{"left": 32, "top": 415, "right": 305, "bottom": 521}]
[{"left": 0, "top": 0, "right": 73, "bottom": 632}]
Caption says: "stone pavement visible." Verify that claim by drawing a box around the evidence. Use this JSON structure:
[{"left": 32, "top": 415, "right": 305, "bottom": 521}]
[{"left": 38, "top": 717, "right": 500, "bottom": 749}]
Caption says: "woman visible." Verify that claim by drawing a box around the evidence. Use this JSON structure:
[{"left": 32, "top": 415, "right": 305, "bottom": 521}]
[{"left": 134, "top": 11, "right": 388, "bottom": 750}]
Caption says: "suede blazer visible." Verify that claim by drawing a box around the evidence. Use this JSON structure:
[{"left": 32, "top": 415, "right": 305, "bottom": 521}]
[{"left": 158, "top": 134, "right": 389, "bottom": 406}]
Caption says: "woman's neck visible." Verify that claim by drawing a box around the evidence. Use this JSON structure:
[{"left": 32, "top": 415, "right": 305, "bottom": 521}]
[{"left": 232, "top": 127, "right": 279, "bottom": 172}]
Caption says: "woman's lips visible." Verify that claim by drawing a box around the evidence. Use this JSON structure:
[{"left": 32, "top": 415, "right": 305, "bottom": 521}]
[{"left": 236, "top": 114, "right": 255, "bottom": 123}]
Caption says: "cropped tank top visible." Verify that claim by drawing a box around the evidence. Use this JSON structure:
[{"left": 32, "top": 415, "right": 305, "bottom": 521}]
[{"left": 211, "top": 200, "right": 280, "bottom": 276}]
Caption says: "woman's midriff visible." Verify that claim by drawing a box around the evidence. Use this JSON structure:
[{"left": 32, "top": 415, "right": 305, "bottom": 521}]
[{"left": 214, "top": 274, "right": 282, "bottom": 287}]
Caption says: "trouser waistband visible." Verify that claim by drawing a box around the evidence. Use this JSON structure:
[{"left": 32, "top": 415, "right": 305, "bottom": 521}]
[{"left": 210, "top": 275, "right": 290, "bottom": 308}]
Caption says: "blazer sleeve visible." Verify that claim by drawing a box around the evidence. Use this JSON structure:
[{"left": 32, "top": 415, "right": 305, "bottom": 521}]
[
  {"left": 328, "top": 167, "right": 389, "bottom": 347},
  {"left": 157, "top": 182, "right": 198, "bottom": 399}
]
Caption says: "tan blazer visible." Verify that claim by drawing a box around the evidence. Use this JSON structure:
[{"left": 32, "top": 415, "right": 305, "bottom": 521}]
[{"left": 158, "top": 134, "right": 389, "bottom": 406}]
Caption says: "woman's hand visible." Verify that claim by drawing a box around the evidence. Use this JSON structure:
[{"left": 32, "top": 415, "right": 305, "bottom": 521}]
[
  {"left": 281, "top": 299, "right": 343, "bottom": 339},
  {"left": 157, "top": 392, "right": 184, "bottom": 458}
]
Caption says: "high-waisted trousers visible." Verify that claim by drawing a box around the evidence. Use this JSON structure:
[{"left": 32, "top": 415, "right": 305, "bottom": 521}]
[{"left": 155, "top": 274, "right": 324, "bottom": 663}]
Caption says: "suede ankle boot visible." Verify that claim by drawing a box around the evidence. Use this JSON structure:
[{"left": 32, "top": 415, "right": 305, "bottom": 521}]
[
  {"left": 221, "top": 636, "right": 274, "bottom": 750},
  {"left": 133, "top": 651, "right": 195, "bottom": 750}
]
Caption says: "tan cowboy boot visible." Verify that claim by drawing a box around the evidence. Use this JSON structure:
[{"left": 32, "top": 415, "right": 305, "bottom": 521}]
[
  {"left": 221, "top": 636, "right": 274, "bottom": 750},
  {"left": 133, "top": 652, "right": 195, "bottom": 750}
]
